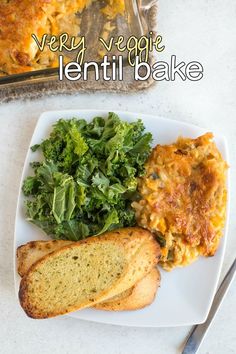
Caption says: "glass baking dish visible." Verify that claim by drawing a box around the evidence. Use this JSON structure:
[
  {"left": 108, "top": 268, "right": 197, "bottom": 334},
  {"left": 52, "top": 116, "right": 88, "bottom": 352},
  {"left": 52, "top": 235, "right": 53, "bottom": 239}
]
[{"left": 0, "top": 0, "right": 157, "bottom": 89}]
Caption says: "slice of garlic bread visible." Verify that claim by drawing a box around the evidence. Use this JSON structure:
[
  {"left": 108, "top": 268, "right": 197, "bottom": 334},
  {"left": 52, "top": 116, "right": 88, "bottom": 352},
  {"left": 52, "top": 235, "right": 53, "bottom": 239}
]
[
  {"left": 94, "top": 267, "right": 161, "bottom": 311},
  {"left": 17, "top": 238, "right": 161, "bottom": 311},
  {"left": 19, "top": 227, "right": 160, "bottom": 319}
]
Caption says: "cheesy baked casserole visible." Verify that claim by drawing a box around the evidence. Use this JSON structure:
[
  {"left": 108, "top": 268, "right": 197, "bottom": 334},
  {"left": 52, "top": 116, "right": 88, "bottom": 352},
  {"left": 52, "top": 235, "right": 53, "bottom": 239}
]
[
  {"left": 132, "top": 133, "right": 228, "bottom": 271},
  {"left": 0, "top": 0, "right": 125, "bottom": 75}
]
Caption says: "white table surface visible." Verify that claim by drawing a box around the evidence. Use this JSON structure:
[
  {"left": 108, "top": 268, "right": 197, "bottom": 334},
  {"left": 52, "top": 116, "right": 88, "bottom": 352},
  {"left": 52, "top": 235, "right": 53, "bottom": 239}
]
[{"left": 0, "top": 1, "right": 235, "bottom": 353}]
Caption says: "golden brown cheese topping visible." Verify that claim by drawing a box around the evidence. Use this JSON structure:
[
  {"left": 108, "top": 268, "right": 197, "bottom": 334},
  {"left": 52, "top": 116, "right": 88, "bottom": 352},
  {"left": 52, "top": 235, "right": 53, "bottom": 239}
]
[
  {"left": 0, "top": 0, "right": 48, "bottom": 74},
  {"left": 0, "top": 0, "right": 125, "bottom": 75},
  {"left": 132, "top": 133, "right": 228, "bottom": 271}
]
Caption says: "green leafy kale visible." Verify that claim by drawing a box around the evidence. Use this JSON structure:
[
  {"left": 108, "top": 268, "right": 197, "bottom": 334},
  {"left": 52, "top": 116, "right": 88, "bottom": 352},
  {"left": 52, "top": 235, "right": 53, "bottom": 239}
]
[{"left": 22, "top": 112, "right": 152, "bottom": 240}]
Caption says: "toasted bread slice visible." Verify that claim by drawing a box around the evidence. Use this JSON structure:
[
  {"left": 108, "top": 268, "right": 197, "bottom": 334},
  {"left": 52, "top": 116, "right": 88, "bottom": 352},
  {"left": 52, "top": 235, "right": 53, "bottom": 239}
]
[
  {"left": 19, "top": 227, "right": 160, "bottom": 319},
  {"left": 17, "top": 239, "right": 161, "bottom": 311},
  {"left": 94, "top": 267, "right": 161, "bottom": 311},
  {"left": 17, "top": 240, "right": 73, "bottom": 277}
]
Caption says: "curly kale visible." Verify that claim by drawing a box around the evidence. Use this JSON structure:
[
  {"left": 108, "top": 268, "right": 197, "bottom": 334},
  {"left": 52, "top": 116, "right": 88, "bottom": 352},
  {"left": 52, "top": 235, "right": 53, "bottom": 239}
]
[{"left": 22, "top": 112, "right": 152, "bottom": 240}]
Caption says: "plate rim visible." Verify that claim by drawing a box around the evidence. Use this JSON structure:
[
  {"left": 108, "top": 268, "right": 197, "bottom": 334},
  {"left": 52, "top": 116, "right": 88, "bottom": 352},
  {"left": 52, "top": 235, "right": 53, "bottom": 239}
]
[{"left": 13, "top": 109, "right": 230, "bottom": 327}]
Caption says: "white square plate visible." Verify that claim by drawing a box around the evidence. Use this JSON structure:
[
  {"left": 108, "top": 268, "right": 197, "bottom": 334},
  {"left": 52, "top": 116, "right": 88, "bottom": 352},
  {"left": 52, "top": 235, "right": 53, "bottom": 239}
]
[{"left": 14, "top": 110, "right": 229, "bottom": 327}]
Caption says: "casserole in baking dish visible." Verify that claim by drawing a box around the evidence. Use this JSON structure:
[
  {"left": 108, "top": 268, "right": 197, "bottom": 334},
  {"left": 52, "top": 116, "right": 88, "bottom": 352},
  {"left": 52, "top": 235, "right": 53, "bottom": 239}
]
[{"left": 0, "top": 0, "right": 125, "bottom": 75}]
